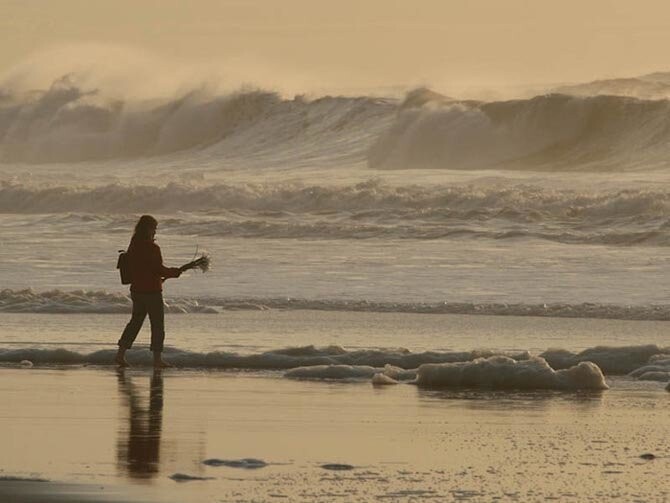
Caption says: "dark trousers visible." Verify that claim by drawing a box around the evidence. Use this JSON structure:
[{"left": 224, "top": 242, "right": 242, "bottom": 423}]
[{"left": 118, "top": 292, "right": 166, "bottom": 352}]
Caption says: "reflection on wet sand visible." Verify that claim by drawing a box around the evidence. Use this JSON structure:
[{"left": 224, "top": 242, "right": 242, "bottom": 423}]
[
  {"left": 116, "top": 369, "right": 164, "bottom": 480},
  {"left": 416, "top": 387, "right": 604, "bottom": 411}
]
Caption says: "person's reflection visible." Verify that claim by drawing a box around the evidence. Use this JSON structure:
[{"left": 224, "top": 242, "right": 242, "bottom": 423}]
[{"left": 116, "top": 368, "right": 164, "bottom": 479}]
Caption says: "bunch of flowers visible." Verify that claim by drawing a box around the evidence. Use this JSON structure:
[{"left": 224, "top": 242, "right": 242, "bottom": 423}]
[{"left": 182, "top": 249, "right": 211, "bottom": 273}]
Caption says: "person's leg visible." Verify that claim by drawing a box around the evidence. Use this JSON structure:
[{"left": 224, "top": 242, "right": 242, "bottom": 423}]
[
  {"left": 146, "top": 293, "right": 170, "bottom": 367},
  {"left": 116, "top": 293, "right": 148, "bottom": 366}
]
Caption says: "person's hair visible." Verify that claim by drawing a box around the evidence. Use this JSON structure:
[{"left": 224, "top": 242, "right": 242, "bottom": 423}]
[{"left": 133, "top": 214, "right": 158, "bottom": 241}]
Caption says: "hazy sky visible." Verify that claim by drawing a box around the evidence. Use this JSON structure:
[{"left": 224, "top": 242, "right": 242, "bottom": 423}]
[{"left": 2, "top": 0, "right": 670, "bottom": 94}]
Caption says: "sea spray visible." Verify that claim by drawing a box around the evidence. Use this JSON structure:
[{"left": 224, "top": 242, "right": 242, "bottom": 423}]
[{"left": 369, "top": 93, "right": 670, "bottom": 172}]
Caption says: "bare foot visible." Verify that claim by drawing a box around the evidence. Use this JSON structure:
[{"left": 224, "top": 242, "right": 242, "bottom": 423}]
[
  {"left": 153, "top": 359, "right": 172, "bottom": 369},
  {"left": 115, "top": 356, "right": 130, "bottom": 367}
]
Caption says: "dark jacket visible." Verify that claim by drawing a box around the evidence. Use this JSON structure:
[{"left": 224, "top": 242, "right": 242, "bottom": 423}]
[{"left": 128, "top": 238, "right": 181, "bottom": 293}]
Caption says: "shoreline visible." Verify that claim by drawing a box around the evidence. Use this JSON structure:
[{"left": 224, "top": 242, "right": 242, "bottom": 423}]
[{"left": 2, "top": 366, "right": 669, "bottom": 501}]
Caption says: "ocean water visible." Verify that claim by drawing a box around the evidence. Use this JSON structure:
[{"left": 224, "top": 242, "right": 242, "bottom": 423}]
[{"left": 2, "top": 71, "right": 670, "bottom": 387}]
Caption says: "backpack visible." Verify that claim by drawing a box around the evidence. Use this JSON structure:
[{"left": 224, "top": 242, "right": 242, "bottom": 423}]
[{"left": 116, "top": 250, "right": 131, "bottom": 285}]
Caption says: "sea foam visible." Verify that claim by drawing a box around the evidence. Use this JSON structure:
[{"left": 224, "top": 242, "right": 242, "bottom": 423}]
[
  {"left": 3, "top": 289, "right": 670, "bottom": 321},
  {"left": 0, "top": 345, "right": 530, "bottom": 370},
  {"left": 414, "top": 356, "right": 608, "bottom": 390},
  {"left": 540, "top": 345, "right": 669, "bottom": 374},
  {"left": 286, "top": 363, "right": 416, "bottom": 381},
  {"left": 2, "top": 344, "right": 665, "bottom": 386},
  {"left": 3, "top": 343, "right": 668, "bottom": 387},
  {"left": 287, "top": 356, "right": 610, "bottom": 390}
]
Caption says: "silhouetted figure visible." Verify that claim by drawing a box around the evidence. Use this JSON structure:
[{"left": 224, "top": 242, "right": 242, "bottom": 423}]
[
  {"left": 116, "top": 368, "right": 164, "bottom": 479},
  {"left": 116, "top": 215, "right": 186, "bottom": 368}
]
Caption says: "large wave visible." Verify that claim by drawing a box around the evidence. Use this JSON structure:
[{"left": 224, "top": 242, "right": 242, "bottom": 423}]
[
  {"left": 369, "top": 92, "right": 670, "bottom": 171},
  {"left": 4, "top": 72, "right": 670, "bottom": 172},
  {"left": 0, "top": 75, "right": 391, "bottom": 163}
]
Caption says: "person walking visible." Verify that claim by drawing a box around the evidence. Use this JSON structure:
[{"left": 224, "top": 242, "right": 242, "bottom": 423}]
[{"left": 115, "top": 215, "right": 186, "bottom": 368}]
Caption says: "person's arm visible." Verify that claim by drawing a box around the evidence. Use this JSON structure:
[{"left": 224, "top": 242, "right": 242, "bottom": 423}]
[{"left": 153, "top": 244, "right": 182, "bottom": 280}]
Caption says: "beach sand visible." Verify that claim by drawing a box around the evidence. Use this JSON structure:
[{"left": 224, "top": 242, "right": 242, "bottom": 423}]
[{"left": 2, "top": 359, "right": 669, "bottom": 502}]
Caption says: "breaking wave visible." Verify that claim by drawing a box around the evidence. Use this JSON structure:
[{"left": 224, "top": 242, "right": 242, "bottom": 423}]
[
  {"left": 3, "top": 72, "right": 670, "bottom": 173},
  {"left": 369, "top": 92, "right": 670, "bottom": 171},
  {"left": 0, "top": 75, "right": 390, "bottom": 163},
  {"left": 5, "top": 180, "right": 670, "bottom": 216},
  {"left": 3, "top": 289, "right": 670, "bottom": 320},
  {"left": 4, "top": 181, "right": 670, "bottom": 245}
]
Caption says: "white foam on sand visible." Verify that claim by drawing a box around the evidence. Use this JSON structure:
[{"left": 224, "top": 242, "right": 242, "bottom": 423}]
[
  {"left": 414, "top": 356, "right": 609, "bottom": 390},
  {"left": 371, "top": 372, "right": 401, "bottom": 385},
  {"left": 634, "top": 370, "right": 670, "bottom": 381},
  {"left": 285, "top": 363, "right": 418, "bottom": 382},
  {"left": 0, "top": 345, "right": 530, "bottom": 370},
  {"left": 285, "top": 357, "right": 608, "bottom": 391},
  {"left": 628, "top": 354, "right": 670, "bottom": 381},
  {"left": 541, "top": 345, "right": 670, "bottom": 374},
  {"left": 285, "top": 364, "right": 379, "bottom": 380},
  {"left": 2, "top": 343, "right": 667, "bottom": 388}
]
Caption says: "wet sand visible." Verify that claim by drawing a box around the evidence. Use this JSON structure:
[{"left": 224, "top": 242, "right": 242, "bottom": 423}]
[{"left": 2, "top": 366, "right": 669, "bottom": 502}]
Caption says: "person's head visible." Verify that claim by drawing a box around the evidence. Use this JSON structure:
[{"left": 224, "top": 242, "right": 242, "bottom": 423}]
[{"left": 133, "top": 215, "right": 158, "bottom": 241}]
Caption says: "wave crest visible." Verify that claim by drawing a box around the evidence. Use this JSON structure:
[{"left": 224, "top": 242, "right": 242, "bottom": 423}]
[
  {"left": 0, "top": 76, "right": 389, "bottom": 163},
  {"left": 369, "top": 93, "right": 670, "bottom": 171},
  {"left": 0, "top": 76, "right": 283, "bottom": 162}
]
